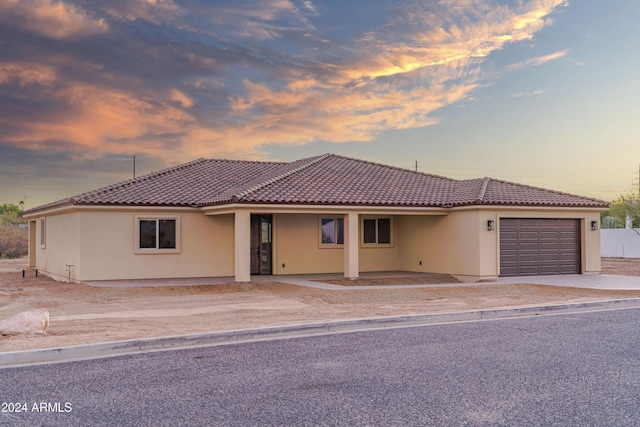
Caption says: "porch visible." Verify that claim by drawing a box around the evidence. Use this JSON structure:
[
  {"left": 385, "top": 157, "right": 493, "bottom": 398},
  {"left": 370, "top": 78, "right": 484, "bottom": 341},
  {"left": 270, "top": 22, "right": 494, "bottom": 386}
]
[{"left": 205, "top": 209, "right": 461, "bottom": 283}]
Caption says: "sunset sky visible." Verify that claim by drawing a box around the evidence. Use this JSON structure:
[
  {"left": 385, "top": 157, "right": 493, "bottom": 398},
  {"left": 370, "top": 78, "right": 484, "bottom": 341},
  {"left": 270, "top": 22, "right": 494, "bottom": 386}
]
[{"left": 1, "top": 0, "right": 639, "bottom": 209}]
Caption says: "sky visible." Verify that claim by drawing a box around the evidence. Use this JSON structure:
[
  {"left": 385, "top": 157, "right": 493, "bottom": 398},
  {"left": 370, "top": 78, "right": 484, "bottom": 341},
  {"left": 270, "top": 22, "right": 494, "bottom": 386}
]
[{"left": 1, "top": 0, "right": 639, "bottom": 209}]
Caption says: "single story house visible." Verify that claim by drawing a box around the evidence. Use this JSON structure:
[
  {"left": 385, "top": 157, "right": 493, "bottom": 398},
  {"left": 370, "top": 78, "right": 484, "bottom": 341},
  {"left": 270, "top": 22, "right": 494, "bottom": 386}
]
[{"left": 23, "top": 154, "right": 609, "bottom": 283}]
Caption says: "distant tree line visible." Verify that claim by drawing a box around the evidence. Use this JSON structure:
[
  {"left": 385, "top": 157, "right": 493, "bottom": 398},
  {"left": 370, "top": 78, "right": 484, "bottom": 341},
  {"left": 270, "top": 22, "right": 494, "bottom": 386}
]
[
  {"left": 0, "top": 203, "right": 27, "bottom": 258},
  {"left": 600, "top": 187, "right": 640, "bottom": 229}
]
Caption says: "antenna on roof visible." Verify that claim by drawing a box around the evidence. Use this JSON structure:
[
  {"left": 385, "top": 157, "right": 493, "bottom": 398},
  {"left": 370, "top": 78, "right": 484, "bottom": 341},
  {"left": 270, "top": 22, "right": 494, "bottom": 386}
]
[
  {"left": 415, "top": 160, "right": 418, "bottom": 172},
  {"left": 133, "top": 155, "right": 136, "bottom": 179}
]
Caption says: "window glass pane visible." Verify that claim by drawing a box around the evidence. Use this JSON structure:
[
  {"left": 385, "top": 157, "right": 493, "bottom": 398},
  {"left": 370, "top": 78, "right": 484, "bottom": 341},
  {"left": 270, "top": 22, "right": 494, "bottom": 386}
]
[
  {"left": 261, "top": 219, "right": 271, "bottom": 244},
  {"left": 321, "top": 218, "right": 336, "bottom": 244},
  {"left": 140, "top": 220, "right": 157, "bottom": 249},
  {"left": 378, "top": 218, "right": 391, "bottom": 244},
  {"left": 336, "top": 218, "right": 344, "bottom": 245},
  {"left": 158, "top": 219, "right": 176, "bottom": 249},
  {"left": 363, "top": 219, "right": 376, "bottom": 243}
]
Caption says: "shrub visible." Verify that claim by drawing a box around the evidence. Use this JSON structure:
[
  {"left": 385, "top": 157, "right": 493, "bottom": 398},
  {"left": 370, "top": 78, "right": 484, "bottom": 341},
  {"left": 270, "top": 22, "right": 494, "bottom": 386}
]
[{"left": 0, "top": 225, "right": 28, "bottom": 259}]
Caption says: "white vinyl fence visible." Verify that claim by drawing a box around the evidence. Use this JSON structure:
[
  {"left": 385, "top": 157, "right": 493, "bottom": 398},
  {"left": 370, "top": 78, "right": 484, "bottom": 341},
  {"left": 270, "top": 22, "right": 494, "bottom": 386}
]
[{"left": 601, "top": 228, "right": 640, "bottom": 258}]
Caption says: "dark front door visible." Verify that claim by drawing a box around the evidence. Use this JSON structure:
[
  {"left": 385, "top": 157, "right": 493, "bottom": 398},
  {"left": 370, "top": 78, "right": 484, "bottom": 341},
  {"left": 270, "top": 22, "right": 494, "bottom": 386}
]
[{"left": 251, "top": 214, "right": 272, "bottom": 275}]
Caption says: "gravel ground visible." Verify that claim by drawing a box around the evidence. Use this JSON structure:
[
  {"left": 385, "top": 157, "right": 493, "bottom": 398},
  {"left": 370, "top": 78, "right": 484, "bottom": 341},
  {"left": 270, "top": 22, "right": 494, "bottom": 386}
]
[
  {"left": 1, "top": 257, "right": 639, "bottom": 352},
  {"left": 601, "top": 257, "right": 640, "bottom": 276}
]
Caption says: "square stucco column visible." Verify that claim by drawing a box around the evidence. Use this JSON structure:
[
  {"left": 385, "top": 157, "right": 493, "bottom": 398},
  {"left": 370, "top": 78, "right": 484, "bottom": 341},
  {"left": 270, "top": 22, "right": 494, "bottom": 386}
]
[
  {"left": 234, "top": 210, "right": 251, "bottom": 282},
  {"left": 344, "top": 212, "right": 359, "bottom": 279}
]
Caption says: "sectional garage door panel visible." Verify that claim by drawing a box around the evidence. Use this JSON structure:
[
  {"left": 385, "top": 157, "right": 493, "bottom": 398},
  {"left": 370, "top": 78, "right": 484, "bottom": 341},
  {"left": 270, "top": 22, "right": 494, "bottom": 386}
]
[{"left": 500, "top": 218, "right": 581, "bottom": 276}]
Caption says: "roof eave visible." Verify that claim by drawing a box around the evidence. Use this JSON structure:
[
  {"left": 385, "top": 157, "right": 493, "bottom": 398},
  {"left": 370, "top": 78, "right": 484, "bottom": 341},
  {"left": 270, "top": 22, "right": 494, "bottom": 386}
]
[
  {"left": 22, "top": 198, "right": 76, "bottom": 217},
  {"left": 449, "top": 201, "right": 610, "bottom": 209}
]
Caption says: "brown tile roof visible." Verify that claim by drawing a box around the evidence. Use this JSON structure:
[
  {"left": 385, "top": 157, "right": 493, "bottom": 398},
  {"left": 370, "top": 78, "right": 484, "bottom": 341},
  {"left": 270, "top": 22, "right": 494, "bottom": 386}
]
[
  {"left": 217, "top": 154, "right": 456, "bottom": 207},
  {"left": 25, "top": 154, "right": 609, "bottom": 214},
  {"left": 479, "top": 178, "right": 608, "bottom": 207},
  {"left": 26, "top": 158, "right": 284, "bottom": 213},
  {"left": 444, "top": 176, "right": 609, "bottom": 208}
]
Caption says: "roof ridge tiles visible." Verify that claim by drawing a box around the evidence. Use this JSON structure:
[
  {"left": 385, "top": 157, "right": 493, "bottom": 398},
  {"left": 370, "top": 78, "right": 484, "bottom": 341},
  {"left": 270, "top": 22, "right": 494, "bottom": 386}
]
[
  {"left": 475, "top": 177, "right": 491, "bottom": 203},
  {"left": 234, "top": 153, "right": 332, "bottom": 201},
  {"left": 329, "top": 153, "right": 457, "bottom": 182},
  {"left": 202, "top": 154, "right": 331, "bottom": 205}
]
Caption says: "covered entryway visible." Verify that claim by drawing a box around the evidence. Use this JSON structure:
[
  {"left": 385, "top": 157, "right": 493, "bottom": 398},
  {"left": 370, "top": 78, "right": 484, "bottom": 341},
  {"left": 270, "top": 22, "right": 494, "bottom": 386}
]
[{"left": 500, "top": 218, "right": 581, "bottom": 276}]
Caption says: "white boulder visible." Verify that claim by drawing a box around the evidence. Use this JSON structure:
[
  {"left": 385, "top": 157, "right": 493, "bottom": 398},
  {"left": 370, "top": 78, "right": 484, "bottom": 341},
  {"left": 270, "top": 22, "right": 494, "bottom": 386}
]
[{"left": 0, "top": 309, "right": 49, "bottom": 336}]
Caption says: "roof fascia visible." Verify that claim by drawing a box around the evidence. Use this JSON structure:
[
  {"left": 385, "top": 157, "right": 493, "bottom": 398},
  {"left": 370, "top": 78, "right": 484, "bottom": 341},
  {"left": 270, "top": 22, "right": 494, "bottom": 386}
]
[
  {"left": 23, "top": 204, "right": 201, "bottom": 218},
  {"left": 23, "top": 203, "right": 75, "bottom": 218},
  {"left": 201, "top": 203, "right": 449, "bottom": 216},
  {"left": 22, "top": 199, "right": 75, "bottom": 218},
  {"left": 450, "top": 205, "right": 608, "bottom": 213}
]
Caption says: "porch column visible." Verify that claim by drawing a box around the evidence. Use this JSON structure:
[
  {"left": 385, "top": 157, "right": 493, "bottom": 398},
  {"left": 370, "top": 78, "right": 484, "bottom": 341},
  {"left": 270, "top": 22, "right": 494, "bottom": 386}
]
[
  {"left": 234, "top": 210, "right": 251, "bottom": 282},
  {"left": 344, "top": 212, "right": 359, "bottom": 279}
]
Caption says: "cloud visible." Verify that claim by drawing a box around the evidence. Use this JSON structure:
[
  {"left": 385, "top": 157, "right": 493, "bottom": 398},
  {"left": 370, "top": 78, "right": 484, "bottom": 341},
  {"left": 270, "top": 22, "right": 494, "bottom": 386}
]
[
  {"left": 0, "top": 62, "right": 196, "bottom": 159},
  {"left": 512, "top": 89, "right": 545, "bottom": 97},
  {"left": 301, "top": 0, "right": 317, "bottom": 15},
  {"left": 0, "top": 0, "right": 570, "bottom": 167},
  {"left": 170, "top": 89, "right": 194, "bottom": 108},
  {"left": 218, "top": 0, "right": 568, "bottom": 148},
  {"left": 196, "top": 0, "right": 317, "bottom": 41},
  {"left": 100, "top": 0, "right": 183, "bottom": 26},
  {"left": 0, "top": 0, "right": 108, "bottom": 39},
  {"left": 224, "top": 73, "right": 477, "bottom": 150},
  {"left": 0, "top": 62, "right": 57, "bottom": 87},
  {"left": 507, "top": 49, "right": 570, "bottom": 72}
]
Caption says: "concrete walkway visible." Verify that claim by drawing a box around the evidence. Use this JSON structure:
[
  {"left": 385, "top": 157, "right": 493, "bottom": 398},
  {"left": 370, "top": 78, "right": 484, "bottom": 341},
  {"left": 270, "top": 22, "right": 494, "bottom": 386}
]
[
  {"left": 281, "top": 274, "right": 640, "bottom": 291},
  {"left": 86, "top": 273, "right": 640, "bottom": 291},
  {"left": 494, "top": 274, "right": 640, "bottom": 290}
]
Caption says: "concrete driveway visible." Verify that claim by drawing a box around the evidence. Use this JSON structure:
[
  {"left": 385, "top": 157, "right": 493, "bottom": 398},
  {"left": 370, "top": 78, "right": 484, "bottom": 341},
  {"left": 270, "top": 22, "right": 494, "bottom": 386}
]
[{"left": 494, "top": 274, "right": 640, "bottom": 290}]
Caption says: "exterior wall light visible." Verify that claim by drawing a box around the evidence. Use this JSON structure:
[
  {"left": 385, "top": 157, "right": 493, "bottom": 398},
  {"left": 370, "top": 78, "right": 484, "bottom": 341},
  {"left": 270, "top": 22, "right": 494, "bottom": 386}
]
[
  {"left": 591, "top": 220, "right": 599, "bottom": 231},
  {"left": 487, "top": 219, "right": 495, "bottom": 231}
]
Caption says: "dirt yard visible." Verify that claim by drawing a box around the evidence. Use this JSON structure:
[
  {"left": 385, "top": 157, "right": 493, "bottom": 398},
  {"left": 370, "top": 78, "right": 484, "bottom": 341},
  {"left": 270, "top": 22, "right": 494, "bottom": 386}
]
[
  {"left": 2, "top": 258, "right": 640, "bottom": 352},
  {"left": 600, "top": 257, "right": 640, "bottom": 276}
]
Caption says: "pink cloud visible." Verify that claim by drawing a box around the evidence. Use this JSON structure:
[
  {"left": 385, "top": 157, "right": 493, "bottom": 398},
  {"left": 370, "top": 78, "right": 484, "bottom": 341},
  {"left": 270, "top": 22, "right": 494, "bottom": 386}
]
[
  {"left": 0, "top": 0, "right": 570, "bottom": 164},
  {"left": 0, "top": 0, "right": 108, "bottom": 39}
]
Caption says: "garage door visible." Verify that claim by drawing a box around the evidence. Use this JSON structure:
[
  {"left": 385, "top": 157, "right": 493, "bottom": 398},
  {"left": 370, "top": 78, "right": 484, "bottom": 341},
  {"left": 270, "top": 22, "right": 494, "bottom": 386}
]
[{"left": 500, "top": 218, "right": 581, "bottom": 276}]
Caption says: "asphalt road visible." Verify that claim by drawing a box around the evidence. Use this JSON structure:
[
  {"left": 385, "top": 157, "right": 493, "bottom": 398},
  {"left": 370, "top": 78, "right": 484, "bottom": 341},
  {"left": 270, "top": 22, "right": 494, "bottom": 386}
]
[{"left": 2, "top": 309, "right": 640, "bottom": 426}]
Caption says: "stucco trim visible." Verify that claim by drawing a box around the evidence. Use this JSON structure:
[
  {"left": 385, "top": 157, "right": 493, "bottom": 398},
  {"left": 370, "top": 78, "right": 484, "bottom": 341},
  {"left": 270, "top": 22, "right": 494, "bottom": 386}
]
[{"left": 201, "top": 203, "right": 450, "bottom": 216}]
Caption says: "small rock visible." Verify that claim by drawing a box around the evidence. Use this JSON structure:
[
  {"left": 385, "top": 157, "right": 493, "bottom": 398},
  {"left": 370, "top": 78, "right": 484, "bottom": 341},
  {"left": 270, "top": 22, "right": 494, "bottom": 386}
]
[{"left": 0, "top": 309, "right": 49, "bottom": 336}]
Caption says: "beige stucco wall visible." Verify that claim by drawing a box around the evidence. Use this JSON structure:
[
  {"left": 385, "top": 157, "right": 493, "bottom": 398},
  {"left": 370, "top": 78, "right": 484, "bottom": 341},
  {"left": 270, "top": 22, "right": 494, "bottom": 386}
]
[
  {"left": 31, "top": 212, "right": 82, "bottom": 281},
  {"left": 397, "top": 207, "right": 603, "bottom": 281},
  {"left": 397, "top": 211, "right": 485, "bottom": 279},
  {"left": 28, "top": 205, "right": 603, "bottom": 282},
  {"left": 272, "top": 213, "right": 399, "bottom": 275},
  {"left": 32, "top": 209, "right": 235, "bottom": 281},
  {"left": 273, "top": 213, "right": 342, "bottom": 274},
  {"left": 358, "top": 215, "right": 400, "bottom": 272}
]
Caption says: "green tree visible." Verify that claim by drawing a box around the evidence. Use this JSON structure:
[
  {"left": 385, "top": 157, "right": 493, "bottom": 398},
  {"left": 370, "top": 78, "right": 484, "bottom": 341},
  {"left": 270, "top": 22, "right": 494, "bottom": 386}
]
[
  {"left": 601, "top": 187, "right": 640, "bottom": 228},
  {"left": 0, "top": 203, "right": 25, "bottom": 227},
  {"left": 0, "top": 202, "right": 27, "bottom": 258}
]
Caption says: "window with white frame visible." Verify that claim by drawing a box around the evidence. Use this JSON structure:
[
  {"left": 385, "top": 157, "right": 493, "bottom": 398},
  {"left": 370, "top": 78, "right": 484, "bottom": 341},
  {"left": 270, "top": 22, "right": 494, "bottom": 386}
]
[
  {"left": 136, "top": 217, "right": 180, "bottom": 252},
  {"left": 40, "top": 218, "right": 46, "bottom": 248},
  {"left": 363, "top": 217, "right": 391, "bottom": 245},
  {"left": 320, "top": 216, "right": 344, "bottom": 245}
]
